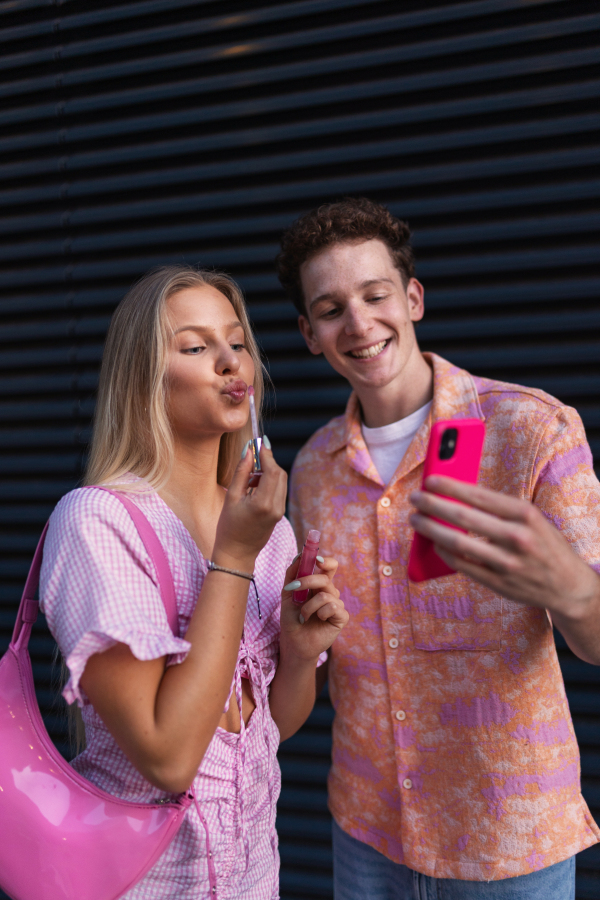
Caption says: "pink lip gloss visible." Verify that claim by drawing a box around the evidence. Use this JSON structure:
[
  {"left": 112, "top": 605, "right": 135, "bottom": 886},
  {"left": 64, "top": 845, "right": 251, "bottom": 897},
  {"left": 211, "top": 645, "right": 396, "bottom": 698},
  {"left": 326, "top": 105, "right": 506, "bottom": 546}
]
[
  {"left": 293, "top": 530, "right": 321, "bottom": 605},
  {"left": 247, "top": 385, "right": 262, "bottom": 487}
]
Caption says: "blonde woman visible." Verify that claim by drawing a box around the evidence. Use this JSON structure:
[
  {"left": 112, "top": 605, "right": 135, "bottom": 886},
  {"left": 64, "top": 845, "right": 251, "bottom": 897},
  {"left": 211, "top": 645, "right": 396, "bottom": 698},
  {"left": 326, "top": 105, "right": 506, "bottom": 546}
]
[{"left": 39, "top": 266, "right": 348, "bottom": 899}]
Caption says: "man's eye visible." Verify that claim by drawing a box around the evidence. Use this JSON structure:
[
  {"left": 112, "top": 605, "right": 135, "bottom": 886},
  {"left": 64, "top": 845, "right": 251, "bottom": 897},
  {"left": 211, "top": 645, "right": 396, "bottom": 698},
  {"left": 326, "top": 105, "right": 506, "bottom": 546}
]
[
  {"left": 321, "top": 307, "right": 340, "bottom": 319},
  {"left": 366, "top": 295, "right": 387, "bottom": 302}
]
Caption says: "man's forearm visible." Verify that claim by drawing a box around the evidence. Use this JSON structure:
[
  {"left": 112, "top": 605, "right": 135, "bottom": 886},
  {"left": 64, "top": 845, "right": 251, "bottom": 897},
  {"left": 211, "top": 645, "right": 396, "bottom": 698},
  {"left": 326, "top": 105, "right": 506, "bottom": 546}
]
[{"left": 551, "top": 583, "right": 600, "bottom": 666}]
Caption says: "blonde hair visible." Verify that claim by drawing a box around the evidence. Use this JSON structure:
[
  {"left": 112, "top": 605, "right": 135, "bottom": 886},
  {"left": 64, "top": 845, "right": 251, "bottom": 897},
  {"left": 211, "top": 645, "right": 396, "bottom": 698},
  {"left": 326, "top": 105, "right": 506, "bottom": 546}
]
[{"left": 84, "top": 265, "right": 266, "bottom": 490}]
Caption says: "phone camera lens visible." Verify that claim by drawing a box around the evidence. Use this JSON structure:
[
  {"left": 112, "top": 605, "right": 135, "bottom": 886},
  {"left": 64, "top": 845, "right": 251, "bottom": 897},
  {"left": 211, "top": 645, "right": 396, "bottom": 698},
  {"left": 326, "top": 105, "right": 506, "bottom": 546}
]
[{"left": 439, "top": 427, "right": 458, "bottom": 460}]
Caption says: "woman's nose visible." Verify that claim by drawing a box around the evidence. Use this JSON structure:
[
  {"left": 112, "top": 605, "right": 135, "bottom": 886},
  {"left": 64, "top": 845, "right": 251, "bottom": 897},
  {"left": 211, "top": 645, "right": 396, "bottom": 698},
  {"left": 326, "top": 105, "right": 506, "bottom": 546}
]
[{"left": 216, "top": 345, "right": 241, "bottom": 375}]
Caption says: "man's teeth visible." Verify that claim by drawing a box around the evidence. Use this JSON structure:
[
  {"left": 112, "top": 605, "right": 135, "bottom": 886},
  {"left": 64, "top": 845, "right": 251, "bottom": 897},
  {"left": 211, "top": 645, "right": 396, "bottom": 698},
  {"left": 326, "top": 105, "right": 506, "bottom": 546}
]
[{"left": 350, "top": 340, "right": 387, "bottom": 359}]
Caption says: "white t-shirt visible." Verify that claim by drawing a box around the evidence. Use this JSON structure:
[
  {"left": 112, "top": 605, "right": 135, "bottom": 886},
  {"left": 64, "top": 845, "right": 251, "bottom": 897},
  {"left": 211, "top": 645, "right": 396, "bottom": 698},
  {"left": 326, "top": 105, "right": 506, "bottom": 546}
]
[{"left": 361, "top": 401, "right": 432, "bottom": 485}]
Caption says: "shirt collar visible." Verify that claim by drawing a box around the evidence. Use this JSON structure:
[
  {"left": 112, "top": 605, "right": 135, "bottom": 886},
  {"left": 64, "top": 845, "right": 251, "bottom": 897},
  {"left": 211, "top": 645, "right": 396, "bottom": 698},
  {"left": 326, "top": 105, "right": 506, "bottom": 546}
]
[{"left": 325, "top": 353, "right": 485, "bottom": 485}]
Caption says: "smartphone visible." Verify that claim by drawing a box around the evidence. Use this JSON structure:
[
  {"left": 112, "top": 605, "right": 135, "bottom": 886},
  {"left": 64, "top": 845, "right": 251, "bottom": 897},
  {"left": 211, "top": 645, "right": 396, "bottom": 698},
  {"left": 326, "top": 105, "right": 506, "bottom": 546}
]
[{"left": 407, "top": 418, "right": 485, "bottom": 583}]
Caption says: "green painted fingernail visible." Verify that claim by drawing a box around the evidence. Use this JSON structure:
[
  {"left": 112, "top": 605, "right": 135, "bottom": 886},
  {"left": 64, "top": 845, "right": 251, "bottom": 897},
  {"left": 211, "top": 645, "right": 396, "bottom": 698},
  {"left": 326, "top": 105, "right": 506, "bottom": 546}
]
[
  {"left": 241, "top": 440, "right": 250, "bottom": 459},
  {"left": 284, "top": 580, "right": 301, "bottom": 591},
  {"left": 298, "top": 614, "right": 305, "bottom": 624},
  {"left": 316, "top": 555, "right": 324, "bottom": 563},
  {"left": 262, "top": 434, "right": 271, "bottom": 450}
]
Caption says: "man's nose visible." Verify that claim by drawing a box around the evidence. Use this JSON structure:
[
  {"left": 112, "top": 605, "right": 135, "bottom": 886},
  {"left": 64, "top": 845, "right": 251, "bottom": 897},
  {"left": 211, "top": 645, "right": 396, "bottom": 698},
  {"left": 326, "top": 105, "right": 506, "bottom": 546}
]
[{"left": 344, "top": 304, "right": 371, "bottom": 336}]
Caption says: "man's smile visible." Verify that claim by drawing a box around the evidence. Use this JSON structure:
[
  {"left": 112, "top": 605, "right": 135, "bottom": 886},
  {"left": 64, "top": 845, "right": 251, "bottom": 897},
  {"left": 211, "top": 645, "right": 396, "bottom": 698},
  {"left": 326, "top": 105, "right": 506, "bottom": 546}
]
[{"left": 347, "top": 338, "right": 390, "bottom": 359}]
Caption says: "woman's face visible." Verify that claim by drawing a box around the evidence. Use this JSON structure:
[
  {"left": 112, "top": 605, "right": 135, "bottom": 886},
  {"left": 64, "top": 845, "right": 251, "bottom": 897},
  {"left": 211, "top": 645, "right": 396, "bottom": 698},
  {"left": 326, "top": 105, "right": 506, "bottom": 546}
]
[{"left": 165, "top": 285, "right": 255, "bottom": 442}]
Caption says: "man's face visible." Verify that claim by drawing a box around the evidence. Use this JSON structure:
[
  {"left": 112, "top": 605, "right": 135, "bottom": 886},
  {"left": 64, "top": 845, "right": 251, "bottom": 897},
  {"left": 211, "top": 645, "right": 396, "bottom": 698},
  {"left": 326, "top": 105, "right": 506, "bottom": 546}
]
[{"left": 298, "top": 239, "right": 425, "bottom": 394}]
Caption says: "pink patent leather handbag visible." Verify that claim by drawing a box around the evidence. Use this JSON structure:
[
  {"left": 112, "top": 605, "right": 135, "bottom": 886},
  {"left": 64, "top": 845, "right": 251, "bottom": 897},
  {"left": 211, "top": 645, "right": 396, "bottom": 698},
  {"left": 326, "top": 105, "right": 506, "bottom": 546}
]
[{"left": 0, "top": 489, "right": 192, "bottom": 900}]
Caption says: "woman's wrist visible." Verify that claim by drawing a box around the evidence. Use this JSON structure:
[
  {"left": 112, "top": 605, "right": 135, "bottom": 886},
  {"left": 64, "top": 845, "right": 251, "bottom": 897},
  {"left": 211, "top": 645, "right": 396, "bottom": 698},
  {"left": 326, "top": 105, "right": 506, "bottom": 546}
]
[
  {"left": 212, "top": 546, "right": 258, "bottom": 573},
  {"left": 278, "top": 641, "right": 322, "bottom": 670}
]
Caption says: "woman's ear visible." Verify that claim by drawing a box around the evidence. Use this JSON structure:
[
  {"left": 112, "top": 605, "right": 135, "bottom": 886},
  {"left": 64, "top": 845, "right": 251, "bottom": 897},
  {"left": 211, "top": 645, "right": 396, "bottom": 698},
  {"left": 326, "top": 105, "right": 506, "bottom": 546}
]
[{"left": 298, "top": 315, "right": 323, "bottom": 356}]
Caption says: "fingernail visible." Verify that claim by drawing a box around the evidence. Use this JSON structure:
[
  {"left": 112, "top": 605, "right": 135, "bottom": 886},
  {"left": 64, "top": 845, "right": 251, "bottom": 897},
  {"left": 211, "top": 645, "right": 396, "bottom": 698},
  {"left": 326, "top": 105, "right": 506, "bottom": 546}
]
[
  {"left": 298, "top": 614, "right": 305, "bottom": 624},
  {"left": 284, "top": 580, "right": 301, "bottom": 591},
  {"left": 316, "top": 555, "right": 324, "bottom": 563},
  {"left": 262, "top": 434, "right": 271, "bottom": 450},
  {"left": 241, "top": 440, "right": 250, "bottom": 459}
]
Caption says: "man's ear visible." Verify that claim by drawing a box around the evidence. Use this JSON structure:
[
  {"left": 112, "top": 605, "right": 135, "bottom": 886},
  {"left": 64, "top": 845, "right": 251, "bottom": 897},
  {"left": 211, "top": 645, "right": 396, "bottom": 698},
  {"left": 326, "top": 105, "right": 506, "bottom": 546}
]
[
  {"left": 298, "top": 314, "right": 323, "bottom": 356},
  {"left": 406, "top": 278, "right": 425, "bottom": 323}
]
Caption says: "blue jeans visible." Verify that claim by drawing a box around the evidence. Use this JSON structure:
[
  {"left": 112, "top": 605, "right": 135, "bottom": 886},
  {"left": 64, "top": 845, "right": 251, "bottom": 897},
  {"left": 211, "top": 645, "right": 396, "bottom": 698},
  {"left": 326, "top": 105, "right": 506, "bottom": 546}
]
[{"left": 332, "top": 820, "right": 575, "bottom": 900}]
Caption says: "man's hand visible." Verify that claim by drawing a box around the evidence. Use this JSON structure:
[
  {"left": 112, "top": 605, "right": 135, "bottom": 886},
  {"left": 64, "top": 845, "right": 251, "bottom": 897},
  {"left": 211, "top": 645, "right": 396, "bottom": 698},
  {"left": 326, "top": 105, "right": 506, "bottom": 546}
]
[{"left": 410, "top": 475, "right": 600, "bottom": 665}]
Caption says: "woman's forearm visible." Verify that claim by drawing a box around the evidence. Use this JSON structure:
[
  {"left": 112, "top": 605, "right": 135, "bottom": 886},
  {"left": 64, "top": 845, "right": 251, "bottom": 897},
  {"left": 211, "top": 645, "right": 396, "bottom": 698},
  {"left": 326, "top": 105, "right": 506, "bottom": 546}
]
[
  {"left": 269, "top": 651, "right": 320, "bottom": 742},
  {"left": 81, "top": 556, "right": 256, "bottom": 793}
]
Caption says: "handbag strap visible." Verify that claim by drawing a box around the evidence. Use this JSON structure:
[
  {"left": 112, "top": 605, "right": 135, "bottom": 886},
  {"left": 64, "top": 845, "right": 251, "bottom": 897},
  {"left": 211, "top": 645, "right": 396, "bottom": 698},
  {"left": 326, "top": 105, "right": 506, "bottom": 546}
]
[{"left": 11, "top": 487, "right": 178, "bottom": 651}]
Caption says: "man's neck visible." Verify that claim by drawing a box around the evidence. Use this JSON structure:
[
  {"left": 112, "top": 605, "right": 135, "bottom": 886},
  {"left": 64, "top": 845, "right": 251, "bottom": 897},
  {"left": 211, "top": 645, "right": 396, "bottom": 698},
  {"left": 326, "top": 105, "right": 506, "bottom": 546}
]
[{"left": 356, "top": 352, "right": 433, "bottom": 428}]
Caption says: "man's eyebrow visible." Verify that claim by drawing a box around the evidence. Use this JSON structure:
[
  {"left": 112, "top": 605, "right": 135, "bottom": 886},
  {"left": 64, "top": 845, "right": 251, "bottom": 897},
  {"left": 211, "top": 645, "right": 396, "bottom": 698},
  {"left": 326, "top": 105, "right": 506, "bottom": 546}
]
[
  {"left": 174, "top": 320, "right": 243, "bottom": 335},
  {"left": 308, "top": 278, "right": 395, "bottom": 311}
]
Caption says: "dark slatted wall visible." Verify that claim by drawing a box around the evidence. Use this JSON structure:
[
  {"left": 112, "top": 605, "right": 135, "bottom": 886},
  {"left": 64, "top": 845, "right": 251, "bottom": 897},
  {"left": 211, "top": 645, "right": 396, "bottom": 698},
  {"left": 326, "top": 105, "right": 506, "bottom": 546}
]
[{"left": 0, "top": 0, "right": 598, "bottom": 897}]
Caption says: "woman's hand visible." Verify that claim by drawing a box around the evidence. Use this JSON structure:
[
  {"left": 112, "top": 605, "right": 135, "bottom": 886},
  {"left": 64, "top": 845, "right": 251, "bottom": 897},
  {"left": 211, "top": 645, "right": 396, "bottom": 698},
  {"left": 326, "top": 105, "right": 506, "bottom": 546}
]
[
  {"left": 279, "top": 554, "right": 348, "bottom": 663},
  {"left": 214, "top": 441, "right": 287, "bottom": 569},
  {"left": 270, "top": 554, "right": 347, "bottom": 741}
]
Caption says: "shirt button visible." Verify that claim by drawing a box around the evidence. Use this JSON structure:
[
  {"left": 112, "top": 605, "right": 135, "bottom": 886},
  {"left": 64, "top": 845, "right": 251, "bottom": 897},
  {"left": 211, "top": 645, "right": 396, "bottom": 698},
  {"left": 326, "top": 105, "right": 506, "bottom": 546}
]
[
  {"left": 382, "top": 565, "right": 393, "bottom": 576},
  {"left": 403, "top": 778, "right": 413, "bottom": 790},
  {"left": 395, "top": 710, "right": 406, "bottom": 721},
  {"left": 380, "top": 497, "right": 391, "bottom": 507},
  {"left": 389, "top": 638, "right": 399, "bottom": 649}
]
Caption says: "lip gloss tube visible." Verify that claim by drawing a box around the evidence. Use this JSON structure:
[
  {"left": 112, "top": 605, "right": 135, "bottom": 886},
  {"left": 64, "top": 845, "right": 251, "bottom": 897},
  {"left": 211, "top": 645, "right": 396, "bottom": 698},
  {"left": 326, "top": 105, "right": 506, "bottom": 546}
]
[
  {"left": 293, "top": 530, "right": 321, "bottom": 605},
  {"left": 247, "top": 385, "right": 262, "bottom": 487}
]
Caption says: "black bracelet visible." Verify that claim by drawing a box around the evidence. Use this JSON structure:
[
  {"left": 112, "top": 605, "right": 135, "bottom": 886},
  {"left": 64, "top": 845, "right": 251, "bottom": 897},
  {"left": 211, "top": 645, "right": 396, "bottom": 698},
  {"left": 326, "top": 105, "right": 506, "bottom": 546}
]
[{"left": 206, "top": 560, "right": 262, "bottom": 620}]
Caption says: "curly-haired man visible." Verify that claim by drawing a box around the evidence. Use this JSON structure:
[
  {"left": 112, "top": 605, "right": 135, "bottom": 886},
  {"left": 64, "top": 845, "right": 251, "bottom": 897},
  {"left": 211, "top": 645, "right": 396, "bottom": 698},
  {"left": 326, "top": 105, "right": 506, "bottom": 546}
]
[{"left": 279, "top": 197, "right": 600, "bottom": 899}]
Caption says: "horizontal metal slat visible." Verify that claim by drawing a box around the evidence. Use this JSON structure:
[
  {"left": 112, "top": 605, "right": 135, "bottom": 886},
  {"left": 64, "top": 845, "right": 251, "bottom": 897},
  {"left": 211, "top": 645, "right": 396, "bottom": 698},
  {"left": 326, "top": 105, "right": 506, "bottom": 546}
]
[
  {"left": 2, "top": 108, "right": 597, "bottom": 228},
  {"left": 279, "top": 787, "right": 329, "bottom": 812},
  {"left": 0, "top": 427, "right": 90, "bottom": 448},
  {"left": 4, "top": 177, "right": 599, "bottom": 241},
  {"left": 0, "top": 318, "right": 109, "bottom": 343},
  {"left": 0, "top": 0, "right": 374, "bottom": 46},
  {"left": 0, "top": 290, "right": 121, "bottom": 316},
  {"left": 420, "top": 278, "right": 600, "bottom": 312},
  {"left": 0, "top": 504, "right": 55, "bottom": 523},
  {"left": 276, "top": 815, "right": 332, "bottom": 841},
  {"left": 4, "top": 67, "right": 598, "bottom": 174},
  {"left": 0, "top": 345, "right": 102, "bottom": 369},
  {"left": 1, "top": 0, "right": 586, "bottom": 84},
  {"left": 0, "top": 479, "right": 75, "bottom": 500},
  {"left": 3, "top": 42, "right": 595, "bottom": 159},
  {"left": 0, "top": 400, "right": 95, "bottom": 421},
  {"left": 0, "top": 373, "right": 98, "bottom": 397}
]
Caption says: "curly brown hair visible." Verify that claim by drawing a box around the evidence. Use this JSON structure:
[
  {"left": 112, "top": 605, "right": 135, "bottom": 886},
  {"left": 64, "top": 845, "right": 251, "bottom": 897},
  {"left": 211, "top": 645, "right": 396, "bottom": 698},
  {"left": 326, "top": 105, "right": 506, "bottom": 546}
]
[{"left": 276, "top": 197, "right": 415, "bottom": 314}]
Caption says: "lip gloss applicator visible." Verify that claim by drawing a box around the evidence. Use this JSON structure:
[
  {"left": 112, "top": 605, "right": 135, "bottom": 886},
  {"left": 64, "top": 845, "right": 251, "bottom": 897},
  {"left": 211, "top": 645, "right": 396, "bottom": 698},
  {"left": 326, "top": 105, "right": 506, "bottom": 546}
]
[
  {"left": 293, "top": 530, "right": 321, "bottom": 605},
  {"left": 247, "top": 385, "right": 262, "bottom": 487}
]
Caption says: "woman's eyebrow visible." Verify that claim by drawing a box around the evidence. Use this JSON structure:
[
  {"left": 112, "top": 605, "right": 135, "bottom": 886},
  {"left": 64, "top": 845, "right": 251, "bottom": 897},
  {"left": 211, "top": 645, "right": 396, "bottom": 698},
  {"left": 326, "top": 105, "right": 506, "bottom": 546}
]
[{"left": 174, "top": 320, "right": 243, "bottom": 335}]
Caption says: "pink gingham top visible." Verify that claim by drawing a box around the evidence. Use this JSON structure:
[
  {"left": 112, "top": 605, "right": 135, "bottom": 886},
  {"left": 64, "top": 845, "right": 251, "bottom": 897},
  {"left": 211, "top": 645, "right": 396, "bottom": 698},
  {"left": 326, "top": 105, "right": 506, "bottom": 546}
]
[{"left": 39, "top": 479, "right": 299, "bottom": 900}]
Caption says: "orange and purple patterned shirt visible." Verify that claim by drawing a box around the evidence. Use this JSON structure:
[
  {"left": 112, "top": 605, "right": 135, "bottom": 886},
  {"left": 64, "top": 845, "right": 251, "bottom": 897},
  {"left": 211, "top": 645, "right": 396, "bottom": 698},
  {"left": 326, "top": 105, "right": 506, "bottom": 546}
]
[{"left": 289, "top": 353, "right": 600, "bottom": 881}]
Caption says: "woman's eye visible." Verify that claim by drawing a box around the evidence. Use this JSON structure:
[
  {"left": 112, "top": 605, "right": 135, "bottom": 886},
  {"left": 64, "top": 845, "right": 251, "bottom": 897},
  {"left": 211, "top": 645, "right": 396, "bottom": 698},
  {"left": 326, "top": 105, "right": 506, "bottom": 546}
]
[
  {"left": 183, "top": 346, "right": 204, "bottom": 354},
  {"left": 231, "top": 343, "right": 246, "bottom": 351}
]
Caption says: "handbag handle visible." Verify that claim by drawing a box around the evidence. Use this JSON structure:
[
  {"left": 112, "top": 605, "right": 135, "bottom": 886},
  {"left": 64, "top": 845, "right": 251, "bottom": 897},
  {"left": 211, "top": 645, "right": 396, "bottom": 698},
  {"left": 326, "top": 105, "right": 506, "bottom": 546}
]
[{"left": 11, "top": 487, "right": 178, "bottom": 651}]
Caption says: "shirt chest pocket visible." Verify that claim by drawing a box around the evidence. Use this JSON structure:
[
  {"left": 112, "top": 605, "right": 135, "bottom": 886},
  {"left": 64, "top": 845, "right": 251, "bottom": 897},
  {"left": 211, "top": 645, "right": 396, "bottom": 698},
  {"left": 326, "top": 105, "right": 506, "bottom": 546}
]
[{"left": 408, "top": 575, "right": 502, "bottom": 651}]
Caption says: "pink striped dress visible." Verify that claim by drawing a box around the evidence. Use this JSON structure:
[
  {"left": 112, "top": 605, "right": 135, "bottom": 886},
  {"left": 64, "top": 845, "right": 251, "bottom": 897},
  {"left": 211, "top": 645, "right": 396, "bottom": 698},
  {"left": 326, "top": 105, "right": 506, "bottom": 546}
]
[{"left": 39, "top": 479, "right": 299, "bottom": 900}]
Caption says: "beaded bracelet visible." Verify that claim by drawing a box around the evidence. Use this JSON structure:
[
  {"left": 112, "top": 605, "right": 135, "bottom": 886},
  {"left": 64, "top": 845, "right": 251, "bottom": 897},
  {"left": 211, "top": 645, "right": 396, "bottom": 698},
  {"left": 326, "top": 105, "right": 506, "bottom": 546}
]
[{"left": 206, "top": 559, "right": 262, "bottom": 620}]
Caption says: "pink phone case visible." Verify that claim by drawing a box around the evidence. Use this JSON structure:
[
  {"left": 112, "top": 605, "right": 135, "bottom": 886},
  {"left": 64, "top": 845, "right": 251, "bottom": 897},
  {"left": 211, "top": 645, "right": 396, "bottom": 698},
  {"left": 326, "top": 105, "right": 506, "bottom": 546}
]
[{"left": 407, "top": 418, "right": 485, "bottom": 583}]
